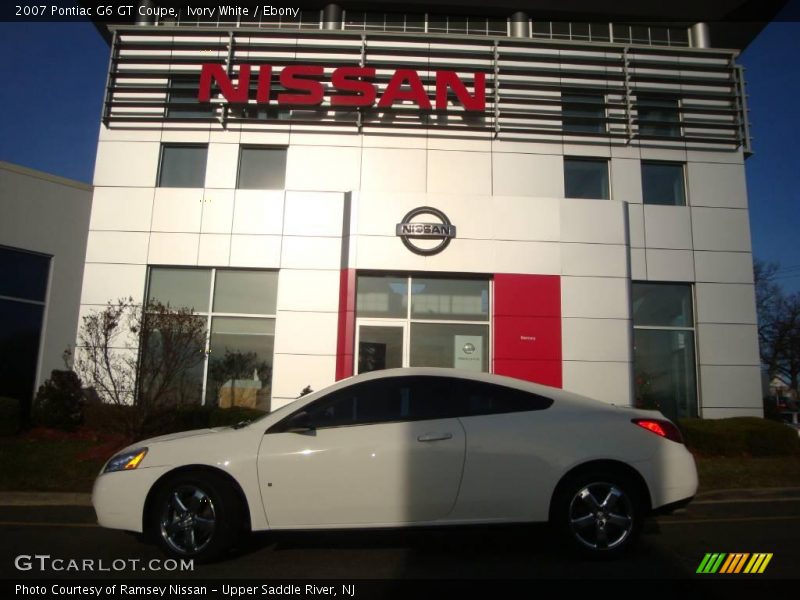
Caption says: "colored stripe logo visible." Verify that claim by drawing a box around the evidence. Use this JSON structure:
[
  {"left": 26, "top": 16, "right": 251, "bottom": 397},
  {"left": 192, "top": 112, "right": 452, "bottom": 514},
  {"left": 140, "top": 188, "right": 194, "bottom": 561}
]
[{"left": 696, "top": 553, "right": 773, "bottom": 574}]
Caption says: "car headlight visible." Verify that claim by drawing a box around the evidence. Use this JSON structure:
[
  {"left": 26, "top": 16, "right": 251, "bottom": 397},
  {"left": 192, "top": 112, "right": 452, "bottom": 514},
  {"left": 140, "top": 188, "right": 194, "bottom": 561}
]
[{"left": 104, "top": 448, "right": 148, "bottom": 473}]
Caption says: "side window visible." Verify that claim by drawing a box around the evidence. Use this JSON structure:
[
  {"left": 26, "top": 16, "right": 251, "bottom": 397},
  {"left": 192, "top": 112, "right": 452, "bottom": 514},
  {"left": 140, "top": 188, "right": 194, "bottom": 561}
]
[
  {"left": 457, "top": 381, "right": 553, "bottom": 416},
  {"left": 406, "top": 376, "right": 465, "bottom": 420},
  {"left": 276, "top": 376, "right": 466, "bottom": 431},
  {"left": 303, "top": 379, "right": 403, "bottom": 429}
]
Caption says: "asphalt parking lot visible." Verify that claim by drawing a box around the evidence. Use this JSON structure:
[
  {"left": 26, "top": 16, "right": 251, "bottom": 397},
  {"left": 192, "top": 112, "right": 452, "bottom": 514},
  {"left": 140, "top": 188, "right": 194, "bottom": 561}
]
[{"left": 1, "top": 490, "right": 798, "bottom": 582}]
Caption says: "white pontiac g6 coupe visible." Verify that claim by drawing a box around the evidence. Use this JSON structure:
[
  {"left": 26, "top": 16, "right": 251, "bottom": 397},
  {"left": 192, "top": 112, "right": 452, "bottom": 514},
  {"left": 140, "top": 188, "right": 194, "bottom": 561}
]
[{"left": 92, "top": 368, "right": 698, "bottom": 560}]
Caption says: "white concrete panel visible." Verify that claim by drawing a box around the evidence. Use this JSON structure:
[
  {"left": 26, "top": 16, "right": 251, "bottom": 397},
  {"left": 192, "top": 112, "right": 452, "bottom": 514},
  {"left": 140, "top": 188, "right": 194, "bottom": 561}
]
[
  {"left": 354, "top": 235, "right": 434, "bottom": 272},
  {"left": 492, "top": 196, "right": 560, "bottom": 242},
  {"left": 229, "top": 235, "right": 282, "bottom": 268},
  {"left": 696, "top": 283, "right": 757, "bottom": 325},
  {"left": 561, "top": 198, "right": 627, "bottom": 245},
  {"left": 240, "top": 131, "right": 290, "bottom": 146},
  {"left": 285, "top": 146, "right": 361, "bottom": 192},
  {"left": 697, "top": 323, "right": 759, "bottom": 365},
  {"left": 89, "top": 187, "right": 154, "bottom": 232},
  {"left": 360, "top": 148, "right": 427, "bottom": 193},
  {"left": 283, "top": 192, "right": 344, "bottom": 237},
  {"left": 85, "top": 231, "right": 149, "bottom": 264},
  {"left": 627, "top": 203, "right": 644, "bottom": 248},
  {"left": 630, "top": 249, "right": 646, "bottom": 280},
  {"left": 360, "top": 133, "right": 427, "bottom": 149},
  {"left": 645, "top": 249, "right": 695, "bottom": 281},
  {"left": 151, "top": 188, "right": 203, "bottom": 232},
  {"left": 687, "top": 162, "right": 748, "bottom": 209},
  {"left": 232, "top": 190, "right": 284, "bottom": 235},
  {"left": 610, "top": 144, "right": 641, "bottom": 159},
  {"left": 197, "top": 234, "right": 231, "bottom": 266},
  {"left": 422, "top": 238, "right": 496, "bottom": 274},
  {"left": 562, "top": 243, "right": 627, "bottom": 278},
  {"left": 639, "top": 147, "right": 687, "bottom": 162},
  {"left": 277, "top": 269, "right": 341, "bottom": 313},
  {"left": 160, "top": 130, "right": 210, "bottom": 143},
  {"left": 427, "top": 151, "right": 491, "bottom": 195},
  {"left": 562, "top": 361, "right": 632, "bottom": 406},
  {"left": 209, "top": 129, "right": 241, "bottom": 144},
  {"left": 204, "top": 143, "right": 239, "bottom": 189},
  {"left": 685, "top": 149, "right": 744, "bottom": 164},
  {"left": 280, "top": 236, "right": 342, "bottom": 270},
  {"left": 200, "top": 189, "right": 234, "bottom": 234},
  {"left": 643, "top": 205, "right": 693, "bottom": 249},
  {"left": 81, "top": 263, "right": 147, "bottom": 305},
  {"left": 148, "top": 233, "right": 199, "bottom": 265},
  {"left": 493, "top": 242, "right": 561, "bottom": 275},
  {"left": 610, "top": 158, "right": 643, "bottom": 203},
  {"left": 492, "top": 154, "right": 564, "bottom": 197},
  {"left": 562, "top": 144, "right": 611, "bottom": 158},
  {"left": 273, "top": 311, "right": 339, "bottom": 355},
  {"left": 691, "top": 208, "right": 752, "bottom": 252},
  {"left": 424, "top": 194, "right": 493, "bottom": 241},
  {"left": 694, "top": 251, "right": 754, "bottom": 284},
  {"left": 76, "top": 305, "right": 142, "bottom": 352},
  {"left": 561, "top": 277, "right": 630, "bottom": 319},
  {"left": 93, "top": 141, "right": 159, "bottom": 187},
  {"left": 699, "top": 365, "right": 763, "bottom": 410},
  {"left": 270, "top": 354, "right": 337, "bottom": 409},
  {"left": 427, "top": 136, "right": 493, "bottom": 152},
  {"left": 491, "top": 139, "right": 562, "bottom": 155},
  {"left": 562, "top": 318, "right": 631, "bottom": 362}
]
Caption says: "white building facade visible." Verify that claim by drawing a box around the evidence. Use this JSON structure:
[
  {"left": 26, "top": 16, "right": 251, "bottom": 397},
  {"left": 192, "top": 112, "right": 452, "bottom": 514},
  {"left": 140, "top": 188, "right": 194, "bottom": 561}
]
[{"left": 80, "top": 8, "right": 762, "bottom": 420}]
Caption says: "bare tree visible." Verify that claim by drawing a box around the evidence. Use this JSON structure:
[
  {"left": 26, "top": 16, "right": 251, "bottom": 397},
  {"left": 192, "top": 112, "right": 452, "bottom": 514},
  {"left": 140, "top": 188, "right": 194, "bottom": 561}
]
[
  {"left": 67, "top": 298, "right": 207, "bottom": 437},
  {"left": 754, "top": 260, "right": 800, "bottom": 396}
]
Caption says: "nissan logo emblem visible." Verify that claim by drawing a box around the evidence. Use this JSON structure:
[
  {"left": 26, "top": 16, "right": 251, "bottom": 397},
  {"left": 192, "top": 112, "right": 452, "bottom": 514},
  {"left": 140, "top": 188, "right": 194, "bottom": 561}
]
[{"left": 395, "top": 207, "right": 457, "bottom": 256}]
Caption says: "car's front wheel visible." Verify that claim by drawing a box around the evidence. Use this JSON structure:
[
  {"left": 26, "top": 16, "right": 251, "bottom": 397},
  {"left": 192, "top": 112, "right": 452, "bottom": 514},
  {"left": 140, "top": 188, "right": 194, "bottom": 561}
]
[
  {"left": 150, "top": 471, "right": 242, "bottom": 562},
  {"left": 553, "top": 471, "right": 643, "bottom": 558}
]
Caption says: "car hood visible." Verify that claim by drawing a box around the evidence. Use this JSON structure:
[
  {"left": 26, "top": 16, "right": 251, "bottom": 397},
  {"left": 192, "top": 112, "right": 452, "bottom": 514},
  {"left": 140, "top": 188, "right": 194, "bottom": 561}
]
[{"left": 115, "top": 427, "right": 228, "bottom": 455}]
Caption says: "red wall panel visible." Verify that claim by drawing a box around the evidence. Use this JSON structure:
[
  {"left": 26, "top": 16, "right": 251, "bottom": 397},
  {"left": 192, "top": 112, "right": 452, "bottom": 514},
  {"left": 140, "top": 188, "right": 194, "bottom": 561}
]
[{"left": 493, "top": 274, "right": 562, "bottom": 387}]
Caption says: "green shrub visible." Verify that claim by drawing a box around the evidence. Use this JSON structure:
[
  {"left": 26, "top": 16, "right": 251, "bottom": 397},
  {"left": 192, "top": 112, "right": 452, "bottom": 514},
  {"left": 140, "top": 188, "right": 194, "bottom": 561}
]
[
  {"left": 0, "top": 397, "right": 21, "bottom": 436},
  {"left": 32, "top": 370, "right": 85, "bottom": 431},
  {"left": 678, "top": 417, "right": 800, "bottom": 457}
]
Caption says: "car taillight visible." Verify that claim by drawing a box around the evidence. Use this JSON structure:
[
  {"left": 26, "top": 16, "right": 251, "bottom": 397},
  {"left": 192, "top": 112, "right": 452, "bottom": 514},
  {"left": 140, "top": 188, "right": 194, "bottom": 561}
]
[{"left": 632, "top": 418, "right": 684, "bottom": 444}]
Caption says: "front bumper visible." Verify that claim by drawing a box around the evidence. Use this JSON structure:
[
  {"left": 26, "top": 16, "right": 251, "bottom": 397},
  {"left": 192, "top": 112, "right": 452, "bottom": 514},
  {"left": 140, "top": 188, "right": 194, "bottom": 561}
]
[{"left": 92, "top": 466, "right": 172, "bottom": 533}]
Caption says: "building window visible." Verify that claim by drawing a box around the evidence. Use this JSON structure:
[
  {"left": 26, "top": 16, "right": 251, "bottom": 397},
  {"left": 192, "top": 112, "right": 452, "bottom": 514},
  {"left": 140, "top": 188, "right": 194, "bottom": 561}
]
[
  {"left": 145, "top": 267, "right": 278, "bottom": 410},
  {"left": 166, "top": 77, "right": 215, "bottom": 119},
  {"left": 564, "top": 157, "right": 609, "bottom": 199},
  {"left": 157, "top": 145, "right": 207, "bottom": 188},
  {"left": 641, "top": 162, "right": 686, "bottom": 206},
  {"left": 562, "top": 92, "right": 606, "bottom": 134},
  {"left": 0, "top": 246, "right": 50, "bottom": 424},
  {"left": 637, "top": 96, "right": 681, "bottom": 138},
  {"left": 355, "top": 275, "right": 490, "bottom": 375},
  {"left": 632, "top": 282, "right": 697, "bottom": 421},
  {"left": 237, "top": 147, "right": 288, "bottom": 189}
]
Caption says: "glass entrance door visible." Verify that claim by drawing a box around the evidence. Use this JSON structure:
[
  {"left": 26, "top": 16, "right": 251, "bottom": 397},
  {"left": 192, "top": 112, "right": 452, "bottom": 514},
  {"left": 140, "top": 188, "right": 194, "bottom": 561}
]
[{"left": 356, "top": 322, "right": 407, "bottom": 374}]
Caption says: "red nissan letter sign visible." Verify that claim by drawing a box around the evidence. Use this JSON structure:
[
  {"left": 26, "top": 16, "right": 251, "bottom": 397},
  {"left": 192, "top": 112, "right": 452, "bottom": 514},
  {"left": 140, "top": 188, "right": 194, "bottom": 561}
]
[
  {"left": 198, "top": 63, "right": 251, "bottom": 104},
  {"left": 378, "top": 69, "right": 431, "bottom": 110},
  {"left": 331, "top": 67, "right": 377, "bottom": 107},
  {"left": 278, "top": 65, "right": 325, "bottom": 105},
  {"left": 435, "top": 71, "right": 485, "bottom": 111}
]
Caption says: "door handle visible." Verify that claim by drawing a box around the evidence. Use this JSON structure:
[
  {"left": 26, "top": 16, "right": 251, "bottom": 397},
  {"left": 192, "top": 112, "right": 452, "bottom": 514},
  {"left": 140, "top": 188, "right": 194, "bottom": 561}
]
[{"left": 417, "top": 432, "right": 453, "bottom": 442}]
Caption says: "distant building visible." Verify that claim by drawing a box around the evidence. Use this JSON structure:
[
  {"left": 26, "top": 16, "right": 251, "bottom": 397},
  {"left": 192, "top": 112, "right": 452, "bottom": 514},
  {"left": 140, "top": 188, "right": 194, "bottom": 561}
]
[
  {"left": 0, "top": 162, "right": 92, "bottom": 423},
  {"left": 80, "top": 1, "right": 779, "bottom": 420}
]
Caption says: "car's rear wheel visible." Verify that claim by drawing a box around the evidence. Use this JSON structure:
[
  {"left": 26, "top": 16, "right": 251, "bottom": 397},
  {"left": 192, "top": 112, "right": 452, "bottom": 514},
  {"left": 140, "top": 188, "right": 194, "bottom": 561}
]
[
  {"left": 151, "top": 471, "right": 242, "bottom": 562},
  {"left": 553, "top": 471, "right": 642, "bottom": 558}
]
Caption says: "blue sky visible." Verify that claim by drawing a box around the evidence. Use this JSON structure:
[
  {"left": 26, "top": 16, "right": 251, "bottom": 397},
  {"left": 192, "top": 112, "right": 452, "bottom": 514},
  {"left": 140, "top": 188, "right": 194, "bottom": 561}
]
[{"left": 0, "top": 18, "right": 798, "bottom": 291}]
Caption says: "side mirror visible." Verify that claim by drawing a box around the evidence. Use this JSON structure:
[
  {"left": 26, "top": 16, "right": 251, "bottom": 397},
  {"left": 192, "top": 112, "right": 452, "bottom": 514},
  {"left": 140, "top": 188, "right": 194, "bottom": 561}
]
[{"left": 285, "top": 411, "right": 314, "bottom": 434}]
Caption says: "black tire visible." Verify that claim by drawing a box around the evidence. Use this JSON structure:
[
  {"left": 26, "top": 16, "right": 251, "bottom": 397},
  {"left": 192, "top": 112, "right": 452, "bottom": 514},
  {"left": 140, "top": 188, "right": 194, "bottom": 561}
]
[
  {"left": 552, "top": 470, "right": 643, "bottom": 559},
  {"left": 150, "top": 471, "right": 243, "bottom": 562}
]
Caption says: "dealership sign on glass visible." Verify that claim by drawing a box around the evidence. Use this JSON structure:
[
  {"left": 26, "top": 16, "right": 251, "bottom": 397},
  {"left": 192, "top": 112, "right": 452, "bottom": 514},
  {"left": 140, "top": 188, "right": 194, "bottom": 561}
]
[{"left": 198, "top": 64, "right": 486, "bottom": 111}]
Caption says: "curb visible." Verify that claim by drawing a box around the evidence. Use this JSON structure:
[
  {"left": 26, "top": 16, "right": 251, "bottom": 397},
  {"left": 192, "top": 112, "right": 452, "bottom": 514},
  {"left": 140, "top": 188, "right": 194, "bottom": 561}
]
[{"left": 0, "top": 492, "right": 93, "bottom": 507}]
